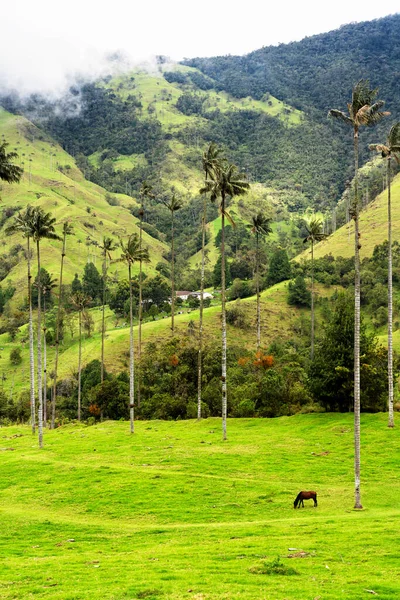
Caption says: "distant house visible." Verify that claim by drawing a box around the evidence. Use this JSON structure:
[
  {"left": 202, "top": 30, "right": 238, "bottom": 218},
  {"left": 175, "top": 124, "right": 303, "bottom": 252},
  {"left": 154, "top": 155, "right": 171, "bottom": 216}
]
[
  {"left": 175, "top": 291, "right": 193, "bottom": 301},
  {"left": 172, "top": 291, "right": 214, "bottom": 303}
]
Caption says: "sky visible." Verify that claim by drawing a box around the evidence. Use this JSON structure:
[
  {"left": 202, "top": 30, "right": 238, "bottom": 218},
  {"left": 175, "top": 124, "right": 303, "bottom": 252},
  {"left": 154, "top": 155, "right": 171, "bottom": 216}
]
[{"left": 0, "top": 0, "right": 396, "bottom": 96}]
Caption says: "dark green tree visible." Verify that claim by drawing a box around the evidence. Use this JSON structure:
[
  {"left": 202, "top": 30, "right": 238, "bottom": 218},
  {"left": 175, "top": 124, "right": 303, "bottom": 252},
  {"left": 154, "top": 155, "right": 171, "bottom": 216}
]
[
  {"left": 71, "top": 273, "right": 82, "bottom": 293},
  {"left": 82, "top": 263, "right": 102, "bottom": 303},
  {"left": 213, "top": 255, "right": 232, "bottom": 288},
  {"left": 288, "top": 276, "right": 311, "bottom": 307},
  {"left": 267, "top": 248, "right": 291, "bottom": 286},
  {"left": 308, "top": 292, "right": 388, "bottom": 414}
]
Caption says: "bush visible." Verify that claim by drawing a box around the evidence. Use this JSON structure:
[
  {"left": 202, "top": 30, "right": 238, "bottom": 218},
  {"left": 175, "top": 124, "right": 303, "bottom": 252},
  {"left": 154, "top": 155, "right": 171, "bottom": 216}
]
[
  {"left": 226, "top": 303, "right": 247, "bottom": 328},
  {"left": 9, "top": 347, "right": 22, "bottom": 365}
]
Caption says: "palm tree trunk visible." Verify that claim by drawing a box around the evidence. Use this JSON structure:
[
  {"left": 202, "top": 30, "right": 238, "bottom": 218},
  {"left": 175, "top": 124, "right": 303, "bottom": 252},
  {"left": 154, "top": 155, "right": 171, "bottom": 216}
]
[
  {"left": 171, "top": 211, "right": 175, "bottom": 334},
  {"left": 101, "top": 252, "right": 106, "bottom": 383},
  {"left": 51, "top": 232, "right": 66, "bottom": 429},
  {"left": 128, "top": 263, "right": 135, "bottom": 433},
  {"left": 43, "top": 295, "right": 47, "bottom": 427},
  {"left": 221, "top": 195, "right": 227, "bottom": 441},
  {"left": 27, "top": 237, "right": 35, "bottom": 433},
  {"left": 387, "top": 156, "right": 394, "bottom": 428},
  {"left": 198, "top": 196, "right": 207, "bottom": 420},
  {"left": 36, "top": 241, "right": 43, "bottom": 448},
  {"left": 311, "top": 240, "right": 315, "bottom": 360},
  {"left": 256, "top": 232, "right": 261, "bottom": 352},
  {"left": 353, "top": 129, "right": 362, "bottom": 509},
  {"left": 78, "top": 310, "right": 82, "bottom": 421},
  {"left": 138, "top": 212, "right": 143, "bottom": 408}
]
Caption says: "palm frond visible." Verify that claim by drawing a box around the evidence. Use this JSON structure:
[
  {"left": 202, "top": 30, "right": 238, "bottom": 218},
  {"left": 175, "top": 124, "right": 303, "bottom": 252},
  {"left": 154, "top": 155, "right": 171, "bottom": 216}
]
[{"left": 328, "top": 109, "right": 352, "bottom": 125}]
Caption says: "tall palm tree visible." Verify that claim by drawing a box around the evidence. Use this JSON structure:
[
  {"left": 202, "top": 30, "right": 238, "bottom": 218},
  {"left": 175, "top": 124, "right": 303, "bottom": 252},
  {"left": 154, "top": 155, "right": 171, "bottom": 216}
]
[
  {"left": 197, "top": 143, "right": 226, "bottom": 419},
  {"left": 201, "top": 163, "right": 249, "bottom": 440},
  {"left": 41, "top": 271, "right": 57, "bottom": 428},
  {"left": 51, "top": 221, "right": 74, "bottom": 429},
  {"left": 164, "top": 194, "right": 182, "bottom": 334},
  {"left": 303, "top": 218, "right": 326, "bottom": 360},
  {"left": 115, "top": 234, "right": 150, "bottom": 433},
  {"left": 251, "top": 212, "right": 272, "bottom": 352},
  {"left": 6, "top": 206, "right": 36, "bottom": 432},
  {"left": 0, "top": 141, "right": 23, "bottom": 183},
  {"left": 370, "top": 122, "right": 400, "bottom": 429},
  {"left": 329, "top": 80, "right": 389, "bottom": 509},
  {"left": 138, "top": 181, "right": 155, "bottom": 408},
  {"left": 30, "top": 208, "right": 61, "bottom": 448},
  {"left": 70, "top": 292, "right": 91, "bottom": 421},
  {"left": 99, "top": 236, "right": 116, "bottom": 383}
]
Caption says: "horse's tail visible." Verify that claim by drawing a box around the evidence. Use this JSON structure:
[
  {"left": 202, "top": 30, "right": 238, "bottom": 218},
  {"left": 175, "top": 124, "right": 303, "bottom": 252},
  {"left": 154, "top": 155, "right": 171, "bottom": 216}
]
[
  {"left": 314, "top": 492, "right": 318, "bottom": 507},
  {"left": 294, "top": 492, "right": 302, "bottom": 508}
]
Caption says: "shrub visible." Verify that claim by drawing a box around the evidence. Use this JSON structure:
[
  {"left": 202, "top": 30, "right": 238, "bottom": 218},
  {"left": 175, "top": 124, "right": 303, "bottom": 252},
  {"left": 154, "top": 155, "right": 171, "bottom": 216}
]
[
  {"left": 10, "top": 347, "right": 22, "bottom": 365},
  {"left": 226, "top": 303, "right": 247, "bottom": 328}
]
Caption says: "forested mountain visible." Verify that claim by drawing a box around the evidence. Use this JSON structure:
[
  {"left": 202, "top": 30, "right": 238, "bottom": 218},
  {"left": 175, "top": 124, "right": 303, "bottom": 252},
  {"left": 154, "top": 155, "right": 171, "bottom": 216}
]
[
  {"left": 2, "top": 15, "right": 399, "bottom": 233},
  {"left": 184, "top": 14, "right": 400, "bottom": 116}
]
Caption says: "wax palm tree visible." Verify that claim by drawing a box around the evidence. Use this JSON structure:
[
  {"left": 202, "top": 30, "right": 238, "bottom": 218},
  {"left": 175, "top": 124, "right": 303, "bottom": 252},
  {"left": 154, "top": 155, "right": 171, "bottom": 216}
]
[
  {"left": 70, "top": 292, "right": 91, "bottom": 421},
  {"left": 6, "top": 206, "right": 36, "bottom": 432},
  {"left": 51, "top": 222, "right": 74, "bottom": 429},
  {"left": 138, "top": 181, "right": 155, "bottom": 407},
  {"left": 30, "top": 208, "right": 61, "bottom": 447},
  {"left": 0, "top": 141, "right": 23, "bottom": 183},
  {"left": 251, "top": 212, "right": 272, "bottom": 352},
  {"left": 163, "top": 194, "right": 182, "bottom": 334},
  {"left": 329, "top": 80, "right": 389, "bottom": 509},
  {"left": 197, "top": 143, "right": 226, "bottom": 419},
  {"left": 41, "top": 271, "right": 57, "bottom": 427},
  {"left": 115, "top": 234, "right": 150, "bottom": 433},
  {"left": 370, "top": 122, "right": 400, "bottom": 429},
  {"left": 100, "top": 236, "right": 116, "bottom": 383},
  {"left": 303, "top": 218, "right": 326, "bottom": 360},
  {"left": 201, "top": 162, "right": 249, "bottom": 440}
]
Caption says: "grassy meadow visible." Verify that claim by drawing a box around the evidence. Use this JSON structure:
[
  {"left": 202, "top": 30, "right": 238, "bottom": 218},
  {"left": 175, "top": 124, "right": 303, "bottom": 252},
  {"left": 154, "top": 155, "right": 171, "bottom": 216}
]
[{"left": 1, "top": 413, "right": 400, "bottom": 599}]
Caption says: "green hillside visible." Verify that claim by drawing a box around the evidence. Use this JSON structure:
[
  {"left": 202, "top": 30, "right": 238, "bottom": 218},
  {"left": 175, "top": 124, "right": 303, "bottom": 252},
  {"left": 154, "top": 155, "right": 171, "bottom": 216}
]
[
  {"left": 0, "top": 108, "right": 168, "bottom": 298},
  {"left": 0, "top": 278, "right": 327, "bottom": 397},
  {"left": 1, "top": 414, "right": 400, "bottom": 599},
  {"left": 298, "top": 172, "right": 400, "bottom": 261}
]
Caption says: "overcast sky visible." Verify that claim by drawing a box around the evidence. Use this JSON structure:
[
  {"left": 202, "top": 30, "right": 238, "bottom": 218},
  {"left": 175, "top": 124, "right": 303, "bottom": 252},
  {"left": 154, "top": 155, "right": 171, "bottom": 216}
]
[{"left": 0, "top": 0, "right": 396, "bottom": 96}]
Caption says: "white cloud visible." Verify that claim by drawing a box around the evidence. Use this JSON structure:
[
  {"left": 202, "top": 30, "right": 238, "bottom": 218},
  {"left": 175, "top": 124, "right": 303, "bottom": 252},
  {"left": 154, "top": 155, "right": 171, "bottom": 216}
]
[{"left": 0, "top": 0, "right": 395, "bottom": 96}]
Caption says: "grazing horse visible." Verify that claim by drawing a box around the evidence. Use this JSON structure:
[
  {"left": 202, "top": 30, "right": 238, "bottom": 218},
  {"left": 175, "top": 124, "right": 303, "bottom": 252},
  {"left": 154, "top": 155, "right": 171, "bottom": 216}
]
[{"left": 294, "top": 491, "right": 317, "bottom": 508}]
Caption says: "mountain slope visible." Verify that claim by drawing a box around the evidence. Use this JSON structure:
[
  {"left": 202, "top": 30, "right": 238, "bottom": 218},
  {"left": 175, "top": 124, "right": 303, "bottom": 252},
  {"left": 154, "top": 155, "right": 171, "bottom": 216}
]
[
  {"left": 297, "top": 171, "right": 400, "bottom": 261},
  {"left": 0, "top": 108, "right": 168, "bottom": 299}
]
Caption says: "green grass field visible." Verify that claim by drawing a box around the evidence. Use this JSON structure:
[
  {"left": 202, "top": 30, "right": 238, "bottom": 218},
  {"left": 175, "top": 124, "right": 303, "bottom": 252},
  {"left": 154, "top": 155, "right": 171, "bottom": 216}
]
[{"left": 1, "top": 413, "right": 400, "bottom": 599}]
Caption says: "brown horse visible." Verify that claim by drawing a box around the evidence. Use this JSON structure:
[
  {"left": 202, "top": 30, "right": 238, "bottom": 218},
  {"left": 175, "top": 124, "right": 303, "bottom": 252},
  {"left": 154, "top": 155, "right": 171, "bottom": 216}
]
[{"left": 294, "top": 491, "right": 317, "bottom": 508}]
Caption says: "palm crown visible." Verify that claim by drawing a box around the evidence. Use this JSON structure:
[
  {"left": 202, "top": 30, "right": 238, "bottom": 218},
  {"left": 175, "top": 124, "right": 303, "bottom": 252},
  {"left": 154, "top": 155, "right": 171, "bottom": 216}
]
[
  {"left": 251, "top": 212, "right": 272, "bottom": 237},
  {"left": 369, "top": 122, "right": 400, "bottom": 160},
  {"left": 328, "top": 79, "right": 389, "bottom": 130},
  {"left": 200, "top": 163, "right": 249, "bottom": 224},
  {"left": 202, "top": 142, "right": 226, "bottom": 181},
  {"left": 0, "top": 142, "right": 23, "bottom": 184},
  {"left": 117, "top": 234, "right": 150, "bottom": 266},
  {"left": 303, "top": 218, "right": 326, "bottom": 245}
]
